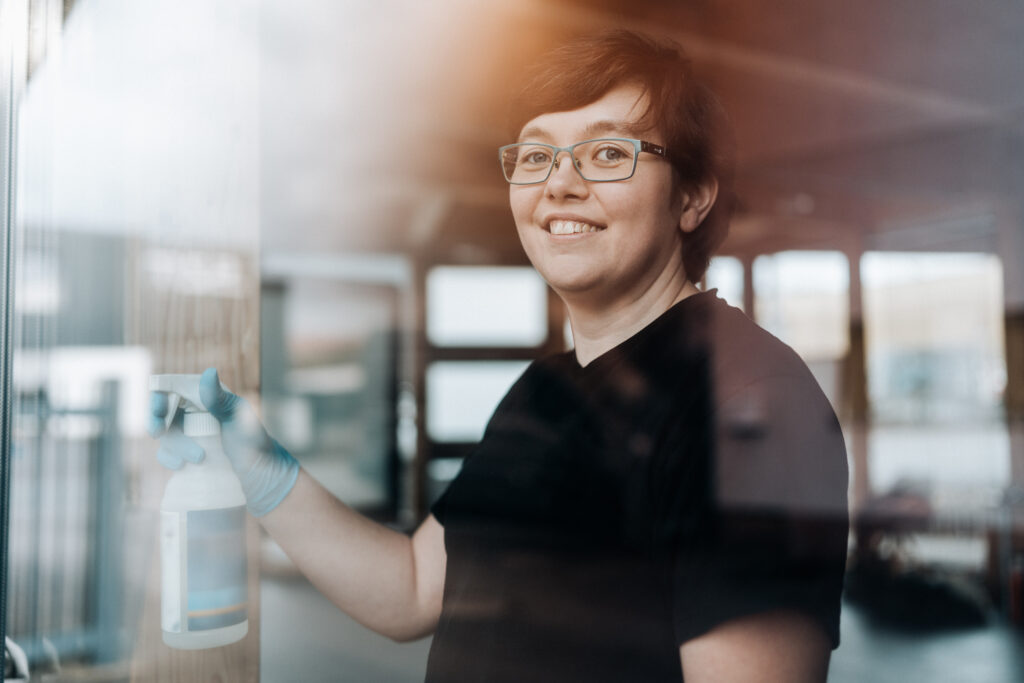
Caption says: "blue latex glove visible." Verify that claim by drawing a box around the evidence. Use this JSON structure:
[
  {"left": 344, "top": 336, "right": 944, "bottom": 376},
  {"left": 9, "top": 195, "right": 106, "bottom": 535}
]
[
  {"left": 149, "top": 367, "right": 300, "bottom": 517},
  {"left": 149, "top": 394, "right": 206, "bottom": 469}
]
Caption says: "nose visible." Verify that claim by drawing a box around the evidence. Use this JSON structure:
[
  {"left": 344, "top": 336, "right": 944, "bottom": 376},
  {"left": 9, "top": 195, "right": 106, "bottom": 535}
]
[{"left": 545, "top": 150, "right": 588, "bottom": 199}]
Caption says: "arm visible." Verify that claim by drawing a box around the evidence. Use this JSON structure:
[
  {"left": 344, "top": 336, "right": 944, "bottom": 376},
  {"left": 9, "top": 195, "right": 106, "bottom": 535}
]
[
  {"left": 259, "top": 470, "right": 447, "bottom": 642},
  {"left": 674, "top": 371, "right": 847, "bottom": 680},
  {"left": 679, "top": 610, "right": 831, "bottom": 683},
  {"left": 151, "top": 369, "right": 447, "bottom": 643}
]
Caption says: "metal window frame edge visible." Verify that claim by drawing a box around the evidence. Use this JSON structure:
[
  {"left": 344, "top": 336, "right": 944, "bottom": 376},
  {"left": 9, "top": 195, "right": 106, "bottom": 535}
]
[{"left": 0, "top": 0, "right": 29, "bottom": 658}]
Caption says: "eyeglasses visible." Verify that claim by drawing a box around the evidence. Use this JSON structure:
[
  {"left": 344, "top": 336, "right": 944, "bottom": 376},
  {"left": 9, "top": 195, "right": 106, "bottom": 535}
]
[{"left": 498, "top": 137, "right": 669, "bottom": 185}]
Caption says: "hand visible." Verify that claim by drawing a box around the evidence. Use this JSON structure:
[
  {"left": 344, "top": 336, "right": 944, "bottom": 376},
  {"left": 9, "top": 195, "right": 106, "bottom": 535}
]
[
  {"left": 149, "top": 392, "right": 206, "bottom": 470},
  {"left": 148, "top": 368, "right": 300, "bottom": 517}
]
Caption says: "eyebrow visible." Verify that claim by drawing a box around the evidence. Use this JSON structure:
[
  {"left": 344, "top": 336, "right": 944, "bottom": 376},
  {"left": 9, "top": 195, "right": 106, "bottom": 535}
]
[{"left": 517, "top": 119, "right": 646, "bottom": 143}]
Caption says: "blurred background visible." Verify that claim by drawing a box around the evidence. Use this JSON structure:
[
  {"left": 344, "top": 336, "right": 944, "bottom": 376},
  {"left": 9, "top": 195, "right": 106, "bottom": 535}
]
[{"left": 2, "top": 0, "right": 1023, "bottom": 681}]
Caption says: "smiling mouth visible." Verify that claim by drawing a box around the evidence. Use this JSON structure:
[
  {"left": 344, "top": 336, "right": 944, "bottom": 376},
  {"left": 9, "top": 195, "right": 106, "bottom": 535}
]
[{"left": 547, "top": 219, "right": 606, "bottom": 235}]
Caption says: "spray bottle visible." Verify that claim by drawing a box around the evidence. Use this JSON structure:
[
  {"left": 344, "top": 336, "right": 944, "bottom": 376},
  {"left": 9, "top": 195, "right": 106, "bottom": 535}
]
[{"left": 152, "top": 374, "right": 248, "bottom": 649}]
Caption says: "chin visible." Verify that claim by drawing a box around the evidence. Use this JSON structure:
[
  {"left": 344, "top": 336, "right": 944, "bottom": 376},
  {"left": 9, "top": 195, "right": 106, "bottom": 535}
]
[{"left": 544, "top": 275, "right": 605, "bottom": 299}]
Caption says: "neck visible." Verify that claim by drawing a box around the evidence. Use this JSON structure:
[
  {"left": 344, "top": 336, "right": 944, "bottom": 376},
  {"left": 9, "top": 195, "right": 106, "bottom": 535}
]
[{"left": 567, "top": 277, "right": 701, "bottom": 367}]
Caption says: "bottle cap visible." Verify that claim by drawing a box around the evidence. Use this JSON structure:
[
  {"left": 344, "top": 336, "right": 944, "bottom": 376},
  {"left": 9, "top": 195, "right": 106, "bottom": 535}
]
[
  {"left": 183, "top": 412, "right": 220, "bottom": 437},
  {"left": 151, "top": 374, "right": 226, "bottom": 435}
]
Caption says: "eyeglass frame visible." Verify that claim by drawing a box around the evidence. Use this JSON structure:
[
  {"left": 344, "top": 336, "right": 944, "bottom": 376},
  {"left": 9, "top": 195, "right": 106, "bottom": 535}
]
[{"left": 498, "top": 137, "right": 670, "bottom": 185}]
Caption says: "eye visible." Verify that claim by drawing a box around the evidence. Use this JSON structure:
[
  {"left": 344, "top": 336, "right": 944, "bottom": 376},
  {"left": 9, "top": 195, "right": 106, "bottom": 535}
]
[
  {"left": 592, "top": 143, "right": 630, "bottom": 164},
  {"left": 519, "top": 146, "right": 552, "bottom": 166}
]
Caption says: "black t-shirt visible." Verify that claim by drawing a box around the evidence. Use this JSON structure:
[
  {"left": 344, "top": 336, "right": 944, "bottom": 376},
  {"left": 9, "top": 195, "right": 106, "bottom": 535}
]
[{"left": 426, "top": 292, "right": 849, "bottom": 682}]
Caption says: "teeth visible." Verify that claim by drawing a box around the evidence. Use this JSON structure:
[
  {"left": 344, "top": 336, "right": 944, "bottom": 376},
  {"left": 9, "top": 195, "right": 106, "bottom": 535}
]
[{"left": 548, "top": 220, "right": 602, "bottom": 235}]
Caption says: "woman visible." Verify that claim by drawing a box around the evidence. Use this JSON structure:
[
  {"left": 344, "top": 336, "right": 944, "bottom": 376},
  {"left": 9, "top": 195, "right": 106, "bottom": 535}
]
[{"left": 153, "top": 30, "right": 848, "bottom": 682}]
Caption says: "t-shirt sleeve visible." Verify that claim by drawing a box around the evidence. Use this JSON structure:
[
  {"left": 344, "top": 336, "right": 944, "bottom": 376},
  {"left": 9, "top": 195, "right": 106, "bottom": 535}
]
[{"left": 671, "top": 373, "right": 849, "bottom": 649}]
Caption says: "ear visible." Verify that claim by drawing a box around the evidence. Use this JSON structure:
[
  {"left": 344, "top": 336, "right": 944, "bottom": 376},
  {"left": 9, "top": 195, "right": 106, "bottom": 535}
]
[{"left": 678, "top": 177, "right": 719, "bottom": 234}]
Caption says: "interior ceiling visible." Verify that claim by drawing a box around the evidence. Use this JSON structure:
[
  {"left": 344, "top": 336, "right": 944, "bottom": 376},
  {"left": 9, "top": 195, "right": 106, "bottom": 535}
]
[{"left": 260, "top": 0, "right": 1024, "bottom": 263}]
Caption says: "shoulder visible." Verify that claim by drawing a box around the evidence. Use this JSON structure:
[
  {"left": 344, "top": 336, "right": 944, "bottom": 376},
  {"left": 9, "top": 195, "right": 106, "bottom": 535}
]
[
  {"left": 703, "top": 296, "right": 821, "bottom": 404},
  {"left": 653, "top": 294, "right": 831, "bottom": 418},
  {"left": 695, "top": 296, "right": 847, "bottom": 514}
]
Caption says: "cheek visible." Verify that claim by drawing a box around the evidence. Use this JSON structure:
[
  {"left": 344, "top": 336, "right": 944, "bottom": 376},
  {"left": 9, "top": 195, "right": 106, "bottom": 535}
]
[
  {"left": 603, "top": 184, "right": 667, "bottom": 230},
  {"left": 632, "top": 178, "right": 680, "bottom": 231},
  {"left": 509, "top": 187, "right": 535, "bottom": 227}
]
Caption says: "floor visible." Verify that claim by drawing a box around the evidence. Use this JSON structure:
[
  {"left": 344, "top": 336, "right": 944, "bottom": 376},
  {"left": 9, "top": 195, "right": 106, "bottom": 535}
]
[{"left": 260, "top": 576, "right": 1024, "bottom": 682}]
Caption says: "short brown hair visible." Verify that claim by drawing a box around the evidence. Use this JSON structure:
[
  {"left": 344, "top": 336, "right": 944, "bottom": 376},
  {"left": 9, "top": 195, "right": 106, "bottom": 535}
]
[{"left": 508, "top": 30, "right": 735, "bottom": 283}]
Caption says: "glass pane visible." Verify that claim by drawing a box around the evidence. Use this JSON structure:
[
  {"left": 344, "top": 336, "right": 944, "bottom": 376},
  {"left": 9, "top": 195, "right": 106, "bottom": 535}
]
[
  {"left": 7, "top": 0, "right": 263, "bottom": 676},
  {"left": 427, "top": 266, "right": 548, "bottom": 347},
  {"left": 426, "top": 361, "right": 530, "bottom": 442},
  {"left": 705, "top": 255, "right": 745, "bottom": 312}
]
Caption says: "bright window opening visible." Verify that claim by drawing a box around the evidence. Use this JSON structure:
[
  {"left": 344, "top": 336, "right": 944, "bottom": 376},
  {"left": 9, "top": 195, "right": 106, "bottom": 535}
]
[
  {"left": 426, "top": 266, "right": 548, "bottom": 347},
  {"left": 705, "top": 256, "right": 744, "bottom": 312},
  {"left": 426, "top": 361, "right": 530, "bottom": 442},
  {"left": 753, "top": 250, "right": 850, "bottom": 362},
  {"left": 861, "top": 251, "right": 1008, "bottom": 492},
  {"left": 862, "top": 252, "right": 1005, "bottom": 424}
]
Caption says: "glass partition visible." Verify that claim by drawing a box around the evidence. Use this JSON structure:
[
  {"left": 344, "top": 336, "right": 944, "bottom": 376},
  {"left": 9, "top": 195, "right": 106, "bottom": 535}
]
[{"left": 6, "top": 1, "right": 263, "bottom": 679}]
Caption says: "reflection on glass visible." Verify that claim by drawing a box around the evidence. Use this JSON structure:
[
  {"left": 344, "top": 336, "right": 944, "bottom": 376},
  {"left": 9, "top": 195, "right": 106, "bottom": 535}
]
[
  {"left": 426, "top": 361, "right": 530, "bottom": 442},
  {"left": 427, "top": 266, "right": 548, "bottom": 347},
  {"left": 705, "top": 255, "right": 744, "bottom": 312}
]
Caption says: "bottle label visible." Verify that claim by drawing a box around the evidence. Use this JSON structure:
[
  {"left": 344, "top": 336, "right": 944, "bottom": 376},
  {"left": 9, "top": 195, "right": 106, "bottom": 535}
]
[{"left": 161, "top": 506, "right": 248, "bottom": 633}]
